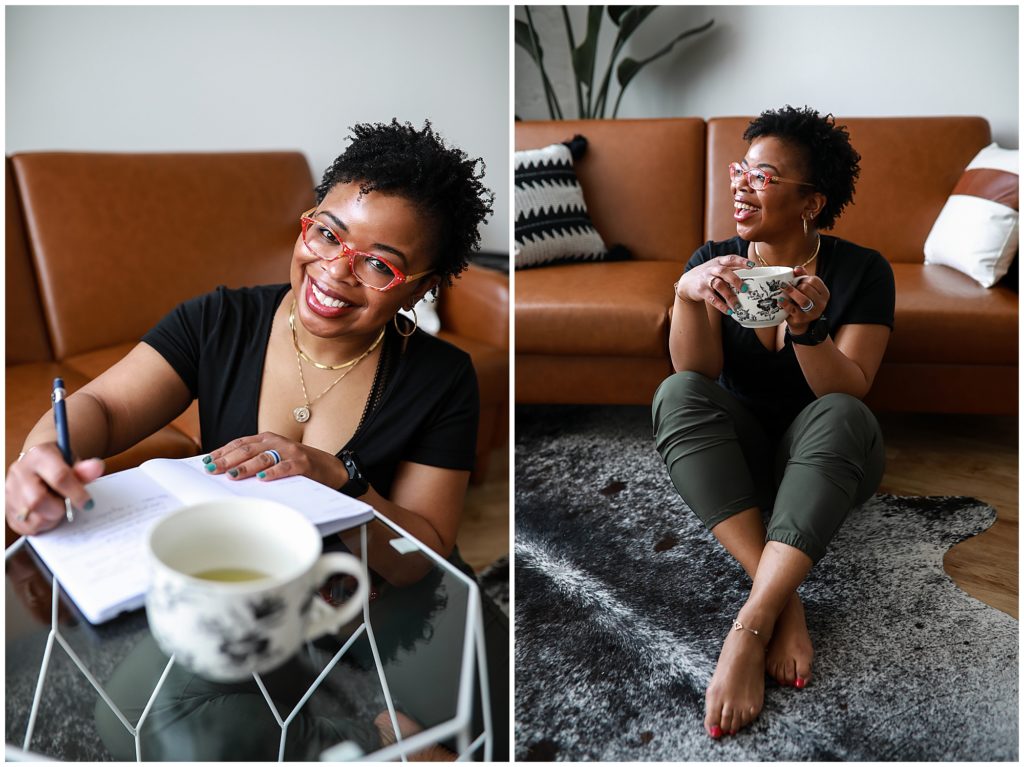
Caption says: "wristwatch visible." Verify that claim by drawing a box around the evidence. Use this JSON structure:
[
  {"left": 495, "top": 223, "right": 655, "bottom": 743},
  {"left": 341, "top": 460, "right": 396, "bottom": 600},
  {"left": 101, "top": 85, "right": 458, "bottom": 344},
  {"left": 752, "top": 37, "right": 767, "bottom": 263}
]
[
  {"left": 338, "top": 450, "right": 369, "bottom": 497},
  {"left": 787, "top": 316, "right": 830, "bottom": 346}
]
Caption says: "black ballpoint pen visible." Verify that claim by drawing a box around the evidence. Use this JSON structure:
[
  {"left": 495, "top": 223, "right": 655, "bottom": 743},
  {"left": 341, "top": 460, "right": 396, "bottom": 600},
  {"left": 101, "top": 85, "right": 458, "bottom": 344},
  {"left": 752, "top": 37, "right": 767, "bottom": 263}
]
[{"left": 52, "top": 377, "right": 75, "bottom": 523}]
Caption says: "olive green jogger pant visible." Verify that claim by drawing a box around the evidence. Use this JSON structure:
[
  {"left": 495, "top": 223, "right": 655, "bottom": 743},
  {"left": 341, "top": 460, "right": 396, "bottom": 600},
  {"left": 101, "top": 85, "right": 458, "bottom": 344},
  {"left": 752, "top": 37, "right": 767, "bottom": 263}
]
[{"left": 652, "top": 371, "right": 885, "bottom": 564}]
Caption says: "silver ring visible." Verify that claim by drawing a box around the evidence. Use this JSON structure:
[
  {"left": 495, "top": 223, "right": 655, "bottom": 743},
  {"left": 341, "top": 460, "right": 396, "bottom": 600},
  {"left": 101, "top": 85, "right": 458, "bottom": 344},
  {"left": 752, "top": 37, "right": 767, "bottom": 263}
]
[
  {"left": 799, "top": 300, "right": 815, "bottom": 313},
  {"left": 263, "top": 449, "right": 282, "bottom": 466}
]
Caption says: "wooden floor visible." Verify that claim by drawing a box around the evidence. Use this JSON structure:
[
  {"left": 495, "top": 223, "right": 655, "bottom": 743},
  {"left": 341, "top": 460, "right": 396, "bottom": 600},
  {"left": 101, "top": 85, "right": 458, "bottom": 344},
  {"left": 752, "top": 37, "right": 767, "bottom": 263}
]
[
  {"left": 457, "top": 445, "right": 510, "bottom": 572},
  {"left": 875, "top": 411, "right": 1018, "bottom": 618}
]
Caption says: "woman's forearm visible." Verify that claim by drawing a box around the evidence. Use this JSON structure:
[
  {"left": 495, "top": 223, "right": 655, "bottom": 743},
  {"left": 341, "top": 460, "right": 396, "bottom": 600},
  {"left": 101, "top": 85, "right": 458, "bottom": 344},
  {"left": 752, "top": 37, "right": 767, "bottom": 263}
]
[
  {"left": 22, "top": 391, "right": 114, "bottom": 460},
  {"left": 339, "top": 493, "right": 456, "bottom": 587},
  {"left": 669, "top": 295, "right": 723, "bottom": 378},
  {"left": 792, "top": 340, "right": 872, "bottom": 399}
]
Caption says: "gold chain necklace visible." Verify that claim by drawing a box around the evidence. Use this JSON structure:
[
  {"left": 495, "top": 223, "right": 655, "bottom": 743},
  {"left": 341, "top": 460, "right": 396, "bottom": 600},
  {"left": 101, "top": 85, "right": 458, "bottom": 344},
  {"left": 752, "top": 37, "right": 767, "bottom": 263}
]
[
  {"left": 753, "top": 234, "right": 821, "bottom": 269},
  {"left": 290, "top": 312, "right": 385, "bottom": 424},
  {"left": 289, "top": 301, "right": 369, "bottom": 370}
]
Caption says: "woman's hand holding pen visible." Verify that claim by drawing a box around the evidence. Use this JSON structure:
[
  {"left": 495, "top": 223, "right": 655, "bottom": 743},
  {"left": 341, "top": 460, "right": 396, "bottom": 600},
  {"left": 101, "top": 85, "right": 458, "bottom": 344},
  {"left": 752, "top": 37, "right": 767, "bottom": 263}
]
[
  {"left": 5, "top": 444, "right": 104, "bottom": 536},
  {"left": 201, "top": 432, "right": 349, "bottom": 490}
]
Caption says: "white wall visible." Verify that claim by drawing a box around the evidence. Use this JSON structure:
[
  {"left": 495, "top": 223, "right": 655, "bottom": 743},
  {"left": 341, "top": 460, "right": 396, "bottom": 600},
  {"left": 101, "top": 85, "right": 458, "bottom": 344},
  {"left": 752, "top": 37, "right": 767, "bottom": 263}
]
[
  {"left": 516, "top": 5, "right": 1019, "bottom": 148},
  {"left": 6, "top": 5, "right": 510, "bottom": 251}
]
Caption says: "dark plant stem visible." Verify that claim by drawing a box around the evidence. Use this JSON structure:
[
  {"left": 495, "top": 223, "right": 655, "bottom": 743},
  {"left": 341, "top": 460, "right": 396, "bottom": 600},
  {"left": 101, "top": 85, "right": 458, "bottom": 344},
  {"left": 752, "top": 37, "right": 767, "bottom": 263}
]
[
  {"left": 525, "top": 6, "right": 564, "bottom": 120},
  {"left": 560, "top": 6, "right": 585, "bottom": 120}
]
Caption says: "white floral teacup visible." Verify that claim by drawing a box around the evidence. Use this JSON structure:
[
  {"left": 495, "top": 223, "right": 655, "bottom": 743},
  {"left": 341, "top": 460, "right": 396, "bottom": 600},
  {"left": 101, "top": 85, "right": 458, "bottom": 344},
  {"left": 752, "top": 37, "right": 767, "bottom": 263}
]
[
  {"left": 146, "top": 499, "right": 367, "bottom": 682},
  {"left": 730, "top": 266, "right": 799, "bottom": 328}
]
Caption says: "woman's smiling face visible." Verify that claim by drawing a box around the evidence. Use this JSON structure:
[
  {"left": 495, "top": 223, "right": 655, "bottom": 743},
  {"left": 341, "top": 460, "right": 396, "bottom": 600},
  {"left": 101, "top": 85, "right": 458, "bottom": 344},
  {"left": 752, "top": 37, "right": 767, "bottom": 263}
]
[
  {"left": 732, "top": 136, "right": 818, "bottom": 242},
  {"left": 291, "top": 181, "right": 440, "bottom": 343}
]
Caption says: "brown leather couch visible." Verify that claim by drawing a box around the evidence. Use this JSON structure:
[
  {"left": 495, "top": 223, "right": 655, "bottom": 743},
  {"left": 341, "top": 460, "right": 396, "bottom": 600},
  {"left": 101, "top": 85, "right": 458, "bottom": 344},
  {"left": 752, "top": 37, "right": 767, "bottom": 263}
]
[
  {"left": 6, "top": 152, "right": 509, "bottom": 530},
  {"left": 515, "top": 117, "right": 1017, "bottom": 414}
]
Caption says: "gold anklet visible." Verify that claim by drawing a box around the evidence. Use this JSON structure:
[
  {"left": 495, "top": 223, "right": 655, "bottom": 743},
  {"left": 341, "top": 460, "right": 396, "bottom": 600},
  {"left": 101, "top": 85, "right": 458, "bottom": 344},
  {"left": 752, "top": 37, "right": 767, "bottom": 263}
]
[{"left": 733, "top": 619, "right": 764, "bottom": 639}]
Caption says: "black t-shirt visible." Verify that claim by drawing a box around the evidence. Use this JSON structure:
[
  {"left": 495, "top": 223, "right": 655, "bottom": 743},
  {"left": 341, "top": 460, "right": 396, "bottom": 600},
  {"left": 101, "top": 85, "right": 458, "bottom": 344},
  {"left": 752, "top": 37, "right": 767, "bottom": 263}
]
[
  {"left": 142, "top": 284, "right": 479, "bottom": 498},
  {"left": 685, "top": 235, "right": 895, "bottom": 438}
]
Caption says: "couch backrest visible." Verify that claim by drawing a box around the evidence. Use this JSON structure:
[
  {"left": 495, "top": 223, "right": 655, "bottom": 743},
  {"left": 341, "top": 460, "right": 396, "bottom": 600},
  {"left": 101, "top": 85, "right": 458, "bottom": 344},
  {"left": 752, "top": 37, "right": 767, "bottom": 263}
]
[
  {"left": 6, "top": 158, "right": 55, "bottom": 364},
  {"left": 10, "top": 152, "right": 315, "bottom": 360},
  {"left": 706, "top": 116, "right": 992, "bottom": 263},
  {"left": 516, "top": 118, "right": 706, "bottom": 262}
]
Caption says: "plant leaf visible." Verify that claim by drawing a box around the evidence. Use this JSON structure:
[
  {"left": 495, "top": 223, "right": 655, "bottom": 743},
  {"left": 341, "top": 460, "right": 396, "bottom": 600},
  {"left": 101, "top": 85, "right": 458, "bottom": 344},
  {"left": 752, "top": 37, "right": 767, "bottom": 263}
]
[
  {"left": 616, "top": 18, "right": 713, "bottom": 90},
  {"left": 607, "top": 5, "right": 630, "bottom": 26},
  {"left": 613, "top": 18, "right": 714, "bottom": 117},
  {"left": 614, "top": 6, "right": 658, "bottom": 42},
  {"left": 515, "top": 18, "right": 544, "bottom": 65},
  {"left": 571, "top": 6, "right": 604, "bottom": 96}
]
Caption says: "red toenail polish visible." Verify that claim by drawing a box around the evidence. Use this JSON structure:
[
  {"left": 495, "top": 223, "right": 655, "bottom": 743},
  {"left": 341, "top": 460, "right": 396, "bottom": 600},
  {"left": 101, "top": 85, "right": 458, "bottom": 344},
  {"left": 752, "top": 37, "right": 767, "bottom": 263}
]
[
  {"left": 795, "top": 677, "right": 807, "bottom": 689},
  {"left": 709, "top": 726, "right": 722, "bottom": 738}
]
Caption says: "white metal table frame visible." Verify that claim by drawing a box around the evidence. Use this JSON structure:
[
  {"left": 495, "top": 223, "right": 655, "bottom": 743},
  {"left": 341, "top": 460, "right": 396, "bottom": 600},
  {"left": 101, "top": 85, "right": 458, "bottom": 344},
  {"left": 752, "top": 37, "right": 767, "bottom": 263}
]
[{"left": 5, "top": 510, "right": 492, "bottom": 762}]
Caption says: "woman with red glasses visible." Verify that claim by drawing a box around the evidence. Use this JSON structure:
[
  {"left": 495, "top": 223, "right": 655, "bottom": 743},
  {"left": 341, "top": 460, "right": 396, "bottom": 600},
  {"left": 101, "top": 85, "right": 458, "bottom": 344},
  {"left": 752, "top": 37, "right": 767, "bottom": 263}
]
[
  {"left": 5, "top": 121, "right": 506, "bottom": 757},
  {"left": 7, "top": 120, "right": 492, "bottom": 576},
  {"left": 653, "top": 106, "right": 894, "bottom": 738}
]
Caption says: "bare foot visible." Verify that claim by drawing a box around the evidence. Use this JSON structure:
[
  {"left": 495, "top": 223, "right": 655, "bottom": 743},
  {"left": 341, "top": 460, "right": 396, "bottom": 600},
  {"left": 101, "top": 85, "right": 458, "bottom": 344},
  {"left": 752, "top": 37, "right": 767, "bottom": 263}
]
[
  {"left": 704, "top": 625, "right": 767, "bottom": 737},
  {"left": 766, "top": 595, "right": 814, "bottom": 688},
  {"left": 374, "top": 710, "right": 457, "bottom": 761}
]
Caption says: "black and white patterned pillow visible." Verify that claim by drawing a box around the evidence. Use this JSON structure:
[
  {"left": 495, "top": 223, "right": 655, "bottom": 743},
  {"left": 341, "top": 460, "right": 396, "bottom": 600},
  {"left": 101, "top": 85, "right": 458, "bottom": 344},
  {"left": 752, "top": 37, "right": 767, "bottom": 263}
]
[{"left": 514, "top": 136, "right": 628, "bottom": 269}]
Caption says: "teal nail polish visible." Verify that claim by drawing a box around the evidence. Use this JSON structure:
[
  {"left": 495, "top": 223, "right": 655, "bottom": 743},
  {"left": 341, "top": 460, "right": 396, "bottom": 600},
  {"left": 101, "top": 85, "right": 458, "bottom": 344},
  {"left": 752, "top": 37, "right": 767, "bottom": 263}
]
[
  {"left": 205, "top": 462, "right": 216, "bottom": 472},
  {"left": 84, "top": 499, "right": 94, "bottom": 511},
  {"left": 257, "top": 471, "right": 266, "bottom": 479},
  {"left": 727, "top": 308, "right": 734, "bottom": 315},
  {"left": 740, "top": 284, "right": 748, "bottom": 293},
  {"left": 777, "top": 297, "right": 787, "bottom": 305},
  {"left": 747, "top": 260, "right": 755, "bottom": 267},
  {"left": 228, "top": 468, "right": 239, "bottom": 478},
  {"left": 201, "top": 455, "right": 213, "bottom": 464}
]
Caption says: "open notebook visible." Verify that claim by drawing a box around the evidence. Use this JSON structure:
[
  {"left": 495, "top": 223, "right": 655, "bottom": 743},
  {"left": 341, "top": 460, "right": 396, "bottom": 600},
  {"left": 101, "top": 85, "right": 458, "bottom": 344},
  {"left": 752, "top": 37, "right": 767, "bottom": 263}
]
[{"left": 26, "top": 456, "right": 375, "bottom": 624}]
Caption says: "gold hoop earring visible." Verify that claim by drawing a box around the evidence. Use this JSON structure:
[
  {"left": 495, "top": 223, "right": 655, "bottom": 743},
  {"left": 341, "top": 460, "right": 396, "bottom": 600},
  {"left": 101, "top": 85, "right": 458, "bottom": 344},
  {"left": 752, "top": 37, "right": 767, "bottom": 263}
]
[
  {"left": 803, "top": 216, "right": 809, "bottom": 237},
  {"left": 394, "top": 307, "right": 417, "bottom": 338}
]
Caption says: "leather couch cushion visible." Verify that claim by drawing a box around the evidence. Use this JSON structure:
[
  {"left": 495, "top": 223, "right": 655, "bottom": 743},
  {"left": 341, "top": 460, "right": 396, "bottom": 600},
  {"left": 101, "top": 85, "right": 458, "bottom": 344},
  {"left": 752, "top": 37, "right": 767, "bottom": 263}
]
[
  {"left": 5, "top": 362, "right": 197, "bottom": 474},
  {"left": 886, "top": 264, "right": 1017, "bottom": 365},
  {"left": 11, "top": 152, "right": 314, "bottom": 360},
  {"left": 6, "top": 159, "right": 53, "bottom": 364},
  {"left": 516, "top": 119, "right": 706, "bottom": 262},
  {"left": 517, "top": 354, "right": 673, "bottom": 405},
  {"left": 436, "top": 332, "right": 508, "bottom": 417},
  {"left": 64, "top": 342, "right": 201, "bottom": 445},
  {"left": 706, "top": 117, "right": 992, "bottom": 264},
  {"left": 516, "top": 261, "right": 683, "bottom": 356},
  {"left": 437, "top": 265, "right": 509, "bottom": 351}
]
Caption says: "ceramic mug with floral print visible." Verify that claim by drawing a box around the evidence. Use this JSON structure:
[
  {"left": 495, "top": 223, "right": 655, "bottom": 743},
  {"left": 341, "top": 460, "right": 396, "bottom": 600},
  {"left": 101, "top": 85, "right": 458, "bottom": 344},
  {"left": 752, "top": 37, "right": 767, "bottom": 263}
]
[
  {"left": 146, "top": 499, "right": 367, "bottom": 682},
  {"left": 730, "top": 266, "right": 799, "bottom": 328}
]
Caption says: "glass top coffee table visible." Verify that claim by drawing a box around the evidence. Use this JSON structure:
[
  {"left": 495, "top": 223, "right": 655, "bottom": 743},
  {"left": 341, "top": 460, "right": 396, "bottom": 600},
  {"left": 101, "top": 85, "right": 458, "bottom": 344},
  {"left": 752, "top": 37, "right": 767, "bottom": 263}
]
[{"left": 5, "top": 513, "right": 492, "bottom": 761}]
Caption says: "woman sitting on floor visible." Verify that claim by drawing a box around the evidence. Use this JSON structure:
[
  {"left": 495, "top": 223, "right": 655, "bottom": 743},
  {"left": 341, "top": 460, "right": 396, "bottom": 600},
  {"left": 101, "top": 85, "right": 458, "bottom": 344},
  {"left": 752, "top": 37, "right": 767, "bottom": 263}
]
[{"left": 653, "top": 105, "right": 894, "bottom": 738}]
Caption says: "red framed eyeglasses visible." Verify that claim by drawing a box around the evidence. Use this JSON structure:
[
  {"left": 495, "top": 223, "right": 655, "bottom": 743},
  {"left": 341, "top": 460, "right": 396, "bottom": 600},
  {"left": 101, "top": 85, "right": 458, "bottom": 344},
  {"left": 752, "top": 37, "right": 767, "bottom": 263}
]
[
  {"left": 728, "top": 162, "right": 815, "bottom": 191},
  {"left": 299, "top": 208, "right": 432, "bottom": 292}
]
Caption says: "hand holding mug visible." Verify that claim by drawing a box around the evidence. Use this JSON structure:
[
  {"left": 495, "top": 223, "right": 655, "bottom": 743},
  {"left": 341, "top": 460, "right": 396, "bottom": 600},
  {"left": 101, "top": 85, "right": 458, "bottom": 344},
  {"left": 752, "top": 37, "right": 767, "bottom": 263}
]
[
  {"left": 778, "top": 266, "right": 830, "bottom": 334},
  {"left": 674, "top": 255, "right": 756, "bottom": 316}
]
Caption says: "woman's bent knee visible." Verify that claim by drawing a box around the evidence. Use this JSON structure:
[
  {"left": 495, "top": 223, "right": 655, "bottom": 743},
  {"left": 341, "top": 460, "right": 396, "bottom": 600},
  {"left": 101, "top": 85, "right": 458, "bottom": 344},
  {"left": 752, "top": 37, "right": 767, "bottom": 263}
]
[{"left": 654, "top": 370, "right": 714, "bottom": 406}]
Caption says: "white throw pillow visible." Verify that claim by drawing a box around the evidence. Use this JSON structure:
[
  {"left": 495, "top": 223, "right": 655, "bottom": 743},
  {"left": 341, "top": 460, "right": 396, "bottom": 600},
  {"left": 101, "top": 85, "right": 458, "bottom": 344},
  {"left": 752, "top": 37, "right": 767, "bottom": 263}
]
[{"left": 924, "top": 143, "right": 1019, "bottom": 288}]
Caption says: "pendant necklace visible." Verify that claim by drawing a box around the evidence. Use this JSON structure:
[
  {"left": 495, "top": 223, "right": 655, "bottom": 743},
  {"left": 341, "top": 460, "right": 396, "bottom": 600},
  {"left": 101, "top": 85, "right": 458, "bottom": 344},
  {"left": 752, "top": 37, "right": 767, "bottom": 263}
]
[
  {"left": 753, "top": 234, "right": 821, "bottom": 269},
  {"left": 289, "top": 303, "right": 385, "bottom": 423},
  {"left": 289, "top": 301, "right": 367, "bottom": 370}
]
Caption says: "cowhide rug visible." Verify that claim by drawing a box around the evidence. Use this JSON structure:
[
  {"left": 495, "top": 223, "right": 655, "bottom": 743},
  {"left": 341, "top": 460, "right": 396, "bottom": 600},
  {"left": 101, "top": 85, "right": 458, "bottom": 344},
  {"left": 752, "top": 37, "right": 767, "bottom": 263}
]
[{"left": 515, "top": 405, "right": 1018, "bottom": 761}]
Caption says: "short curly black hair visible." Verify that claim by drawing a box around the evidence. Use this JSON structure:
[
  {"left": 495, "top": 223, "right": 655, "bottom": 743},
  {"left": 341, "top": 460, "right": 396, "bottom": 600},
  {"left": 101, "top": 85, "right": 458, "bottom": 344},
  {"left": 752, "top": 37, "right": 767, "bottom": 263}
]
[
  {"left": 743, "top": 105, "right": 861, "bottom": 230},
  {"left": 315, "top": 119, "right": 494, "bottom": 286}
]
